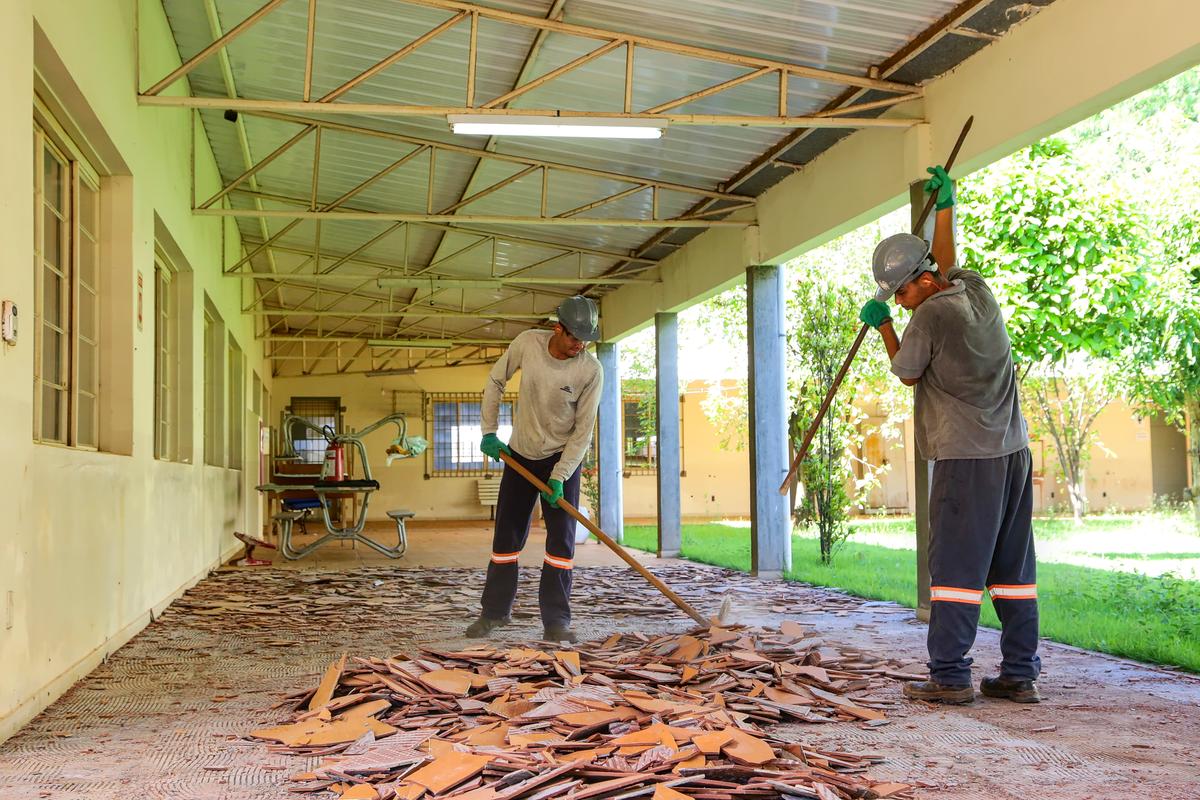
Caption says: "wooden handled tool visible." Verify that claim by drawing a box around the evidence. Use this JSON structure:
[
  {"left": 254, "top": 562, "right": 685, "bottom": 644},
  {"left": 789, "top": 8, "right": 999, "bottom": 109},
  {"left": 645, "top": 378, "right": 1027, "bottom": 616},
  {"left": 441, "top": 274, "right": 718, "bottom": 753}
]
[
  {"left": 777, "top": 116, "right": 975, "bottom": 495},
  {"left": 499, "top": 452, "right": 710, "bottom": 626}
]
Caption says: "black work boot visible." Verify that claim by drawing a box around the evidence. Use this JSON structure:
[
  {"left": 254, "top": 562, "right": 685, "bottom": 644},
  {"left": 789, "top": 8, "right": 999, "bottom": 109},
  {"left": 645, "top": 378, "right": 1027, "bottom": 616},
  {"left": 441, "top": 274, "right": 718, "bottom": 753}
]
[
  {"left": 542, "top": 626, "right": 577, "bottom": 643},
  {"left": 980, "top": 676, "right": 1041, "bottom": 703},
  {"left": 465, "top": 615, "right": 510, "bottom": 638},
  {"left": 902, "top": 680, "right": 975, "bottom": 704}
]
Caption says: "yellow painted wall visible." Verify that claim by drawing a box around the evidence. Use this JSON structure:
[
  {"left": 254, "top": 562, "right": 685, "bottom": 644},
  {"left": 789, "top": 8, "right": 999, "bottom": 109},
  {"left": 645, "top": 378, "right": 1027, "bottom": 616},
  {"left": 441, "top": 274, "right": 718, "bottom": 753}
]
[
  {"left": 0, "top": 0, "right": 267, "bottom": 742},
  {"left": 1034, "top": 401, "right": 1157, "bottom": 514},
  {"left": 622, "top": 381, "right": 750, "bottom": 520},
  {"left": 895, "top": 398, "right": 1159, "bottom": 515}
]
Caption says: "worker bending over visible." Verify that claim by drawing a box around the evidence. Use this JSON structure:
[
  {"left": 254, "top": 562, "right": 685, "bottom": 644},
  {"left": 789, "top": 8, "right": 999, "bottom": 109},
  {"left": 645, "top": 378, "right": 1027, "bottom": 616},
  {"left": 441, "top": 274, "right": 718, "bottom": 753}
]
[
  {"left": 466, "top": 295, "right": 603, "bottom": 644},
  {"left": 859, "top": 165, "right": 1041, "bottom": 704}
]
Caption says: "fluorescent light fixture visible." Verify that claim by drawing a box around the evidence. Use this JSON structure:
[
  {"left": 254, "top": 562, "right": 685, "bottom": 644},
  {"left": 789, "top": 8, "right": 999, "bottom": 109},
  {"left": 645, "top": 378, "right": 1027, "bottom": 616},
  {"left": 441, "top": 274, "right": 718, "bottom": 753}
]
[{"left": 448, "top": 115, "right": 667, "bottom": 139}]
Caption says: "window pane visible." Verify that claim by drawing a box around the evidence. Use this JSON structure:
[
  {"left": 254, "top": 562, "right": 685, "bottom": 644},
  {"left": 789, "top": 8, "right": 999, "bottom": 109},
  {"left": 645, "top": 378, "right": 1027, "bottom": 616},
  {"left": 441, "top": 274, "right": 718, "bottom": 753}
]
[
  {"left": 78, "top": 288, "right": 96, "bottom": 340},
  {"left": 43, "top": 207, "right": 63, "bottom": 268},
  {"left": 43, "top": 149, "right": 63, "bottom": 211},
  {"left": 43, "top": 266, "right": 63, "bottom": 327},
  {"left": 79, "top": 232, "right": 97, "bottom": 288},
  {"left": 78, "top": 181, "right": 98, "bottom": 237},
  {"left": 41, "top": 387, "right": 64, "bottom": 442},
  {"left": 77, "top": 393, "right": 96, "bottom": 448},
  {"left": 77, "top": 339, "right": 96, "bottom": 395},
  {"left": 42, "top": 326, "right": 63, "bottom": 384}
]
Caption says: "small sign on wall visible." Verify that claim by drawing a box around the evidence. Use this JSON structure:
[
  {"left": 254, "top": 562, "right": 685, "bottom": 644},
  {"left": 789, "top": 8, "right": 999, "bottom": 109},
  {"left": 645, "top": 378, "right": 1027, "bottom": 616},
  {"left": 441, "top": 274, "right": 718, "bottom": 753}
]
[{"left": 136, "top": 271, "right": 144, "bottom": 331}]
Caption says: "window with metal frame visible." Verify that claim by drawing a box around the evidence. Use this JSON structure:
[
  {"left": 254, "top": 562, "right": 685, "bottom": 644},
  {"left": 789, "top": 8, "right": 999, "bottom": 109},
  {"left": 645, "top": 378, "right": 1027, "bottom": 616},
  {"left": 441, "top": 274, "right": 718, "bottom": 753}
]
[
  {"left": 286, "top": 397, "right": 342, "bottom": 464},
  {"left": 428, "top": 393, "right": 516, "bottom": 477},
  {"left": 203, "top": 302, "right": 224, "bottom": 466},
  {"left": 623, "top": 394, "right": 656, "bottom": 475},
  {"left": 228, "top": 337, "right": 244, "bottom": 470},
  {"left": 32, "top": 119, "right": 100, "bottom": 448},
  {"left": 154, "top": 257, "right": 178, "bottom": 461}
]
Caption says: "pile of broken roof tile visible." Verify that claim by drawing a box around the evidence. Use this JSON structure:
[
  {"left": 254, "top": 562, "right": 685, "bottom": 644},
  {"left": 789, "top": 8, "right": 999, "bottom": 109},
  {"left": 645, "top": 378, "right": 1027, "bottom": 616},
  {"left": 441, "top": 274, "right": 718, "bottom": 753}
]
[{"left": 249, "top": 622, "right": 921, "bottom": 800}]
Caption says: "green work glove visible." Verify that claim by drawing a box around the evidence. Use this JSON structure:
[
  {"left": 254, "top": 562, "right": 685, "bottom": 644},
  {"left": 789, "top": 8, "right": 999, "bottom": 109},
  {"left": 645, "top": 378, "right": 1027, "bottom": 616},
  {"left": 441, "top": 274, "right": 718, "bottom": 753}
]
[
  {"left": 859, "top": 299, "right": 892, "bottom": 330},
  {"left": 924, "top": 164, "right": 955, "bottom": 210},
  {"left": 541, "top": 478, "right": 564, "bottom": 506},
  {"left": 480, "top": 433, "right": 511, "bottom": 460}
]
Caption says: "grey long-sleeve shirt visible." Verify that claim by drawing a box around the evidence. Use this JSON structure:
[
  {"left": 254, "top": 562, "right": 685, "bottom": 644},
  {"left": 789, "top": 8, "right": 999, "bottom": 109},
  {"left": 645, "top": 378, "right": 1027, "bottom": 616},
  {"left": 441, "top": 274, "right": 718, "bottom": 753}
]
[{"left": 482, "top": 329, "right": 603, "bottom": 483}]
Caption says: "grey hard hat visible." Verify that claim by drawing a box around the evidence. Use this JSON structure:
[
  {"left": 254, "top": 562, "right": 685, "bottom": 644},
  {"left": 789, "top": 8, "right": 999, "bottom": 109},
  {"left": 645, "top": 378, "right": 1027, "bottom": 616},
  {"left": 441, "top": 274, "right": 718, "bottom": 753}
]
[
  {"left": 872, "top": 233, "right": 935, "bottom": 301},
  {"left": 556, "top": 295, "right": 600, "bottom": 341}
]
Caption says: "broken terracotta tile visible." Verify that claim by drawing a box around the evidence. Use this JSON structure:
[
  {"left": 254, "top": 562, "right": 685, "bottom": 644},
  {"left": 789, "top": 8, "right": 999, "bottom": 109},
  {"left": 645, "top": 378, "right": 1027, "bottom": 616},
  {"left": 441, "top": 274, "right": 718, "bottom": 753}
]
[
  {"left": 406, "top": 751, "right": 493, "bottom": 795},
  {"left": 418, "top": 669, "right": 478, "bottom": 696},
  {"left": 721, "top": 729, "right": 774, "bottom": 766},
  {"left": 554, "top": 651, "right": 582, "bottom": 676},
  {"left": 653, "top": 785, "right": 692, "bottom": 800},
  {"left": 310, "top": 654, "right": 348, "bottom": 711}
]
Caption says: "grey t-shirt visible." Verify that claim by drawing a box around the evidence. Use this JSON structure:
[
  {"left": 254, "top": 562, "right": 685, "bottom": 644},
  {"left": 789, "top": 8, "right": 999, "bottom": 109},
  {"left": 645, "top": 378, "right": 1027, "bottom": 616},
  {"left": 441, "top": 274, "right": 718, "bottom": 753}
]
[
  {"left": 482, "top": 329, "right": 603, "bottom": 482},
  {"left": 890, "top": 267, "right": 1028, "bottom": 461}
]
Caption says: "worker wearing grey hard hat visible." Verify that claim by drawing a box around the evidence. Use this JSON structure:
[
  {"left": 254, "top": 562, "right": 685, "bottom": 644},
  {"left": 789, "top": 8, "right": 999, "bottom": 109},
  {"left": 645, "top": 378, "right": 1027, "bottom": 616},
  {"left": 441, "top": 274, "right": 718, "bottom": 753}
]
[
  {"left": 467, "top": 295, "right": 603, "bottom": 643},
  {"left": 859, "top": 166, "right": 1040, "bottom": 705}
]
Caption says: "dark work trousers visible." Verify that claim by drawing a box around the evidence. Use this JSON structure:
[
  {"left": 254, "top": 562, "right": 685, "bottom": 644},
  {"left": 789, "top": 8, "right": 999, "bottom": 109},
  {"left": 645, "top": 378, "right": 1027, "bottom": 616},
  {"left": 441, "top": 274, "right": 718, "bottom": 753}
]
[
  {"left": 927, "top": 447, "right": 1041, "bottom": 686},
  {"left": 480, "top": 449, "right": 581, "bottom": 629}
]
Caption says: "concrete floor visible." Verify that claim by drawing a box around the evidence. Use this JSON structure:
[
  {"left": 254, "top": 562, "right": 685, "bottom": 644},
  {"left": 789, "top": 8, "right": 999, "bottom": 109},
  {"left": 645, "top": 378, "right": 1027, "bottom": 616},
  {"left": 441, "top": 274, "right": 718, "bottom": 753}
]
[{"left": 1, "top": 520, "right": 1199, "bottom": 799}]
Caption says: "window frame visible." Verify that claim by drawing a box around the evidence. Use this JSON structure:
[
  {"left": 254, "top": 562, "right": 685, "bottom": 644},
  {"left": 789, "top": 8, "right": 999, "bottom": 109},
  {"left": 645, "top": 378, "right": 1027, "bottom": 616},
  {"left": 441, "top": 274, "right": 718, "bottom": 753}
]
[
  {"left": 285, "top": 396, "right": 342, "bottom": 465},
  {"left": 153, "top": 253, "right": 179, "bottom": 461},
  {"left": 427, "top": 392, "right": 517, "bottom": 477},
  {"left": 227, "top": 336, "right": 245, "bottom": 471},
  {"left": 203, "top": 302, "right": 225, "bottom": 467},
  {"left": 32, "top": 111, "right": 102, "bottom": 450},
  {"left": 622, "top": 393, "right": 657, "bottom": 476}
]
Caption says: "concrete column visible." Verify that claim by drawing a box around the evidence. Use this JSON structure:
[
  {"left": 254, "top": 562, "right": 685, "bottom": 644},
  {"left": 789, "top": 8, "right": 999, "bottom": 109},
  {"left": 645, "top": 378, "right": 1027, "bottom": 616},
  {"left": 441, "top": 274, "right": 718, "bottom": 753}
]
[
  {"left": 747, "top": 265, "right": 791, "bottom": 578},
  {"left": 655, "top": 312, "right": 682, "bottom": 557},
  {"left": 596, "top": 341, "right": 624, "bottom": 543}
]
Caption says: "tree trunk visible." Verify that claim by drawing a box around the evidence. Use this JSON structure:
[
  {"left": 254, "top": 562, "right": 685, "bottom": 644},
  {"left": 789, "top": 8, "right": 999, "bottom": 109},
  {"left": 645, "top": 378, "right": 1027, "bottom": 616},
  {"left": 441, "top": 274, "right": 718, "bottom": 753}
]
[
  {"left": 1188, "top": 396, "right": 1200, "bottom": 525},
  {"left": 1065, "top": 448, "right": 1088, "bottom": 524},
  {"left": 1067, "top": 474, "right": 1087, "bottom": 524}
]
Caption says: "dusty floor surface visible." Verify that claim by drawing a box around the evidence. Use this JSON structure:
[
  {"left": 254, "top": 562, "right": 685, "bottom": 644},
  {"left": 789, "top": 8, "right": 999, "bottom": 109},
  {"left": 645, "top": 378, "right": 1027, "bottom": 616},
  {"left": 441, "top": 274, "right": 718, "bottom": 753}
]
[{"left": 1, "top": 522, "right": 1198, "bottom": 799}]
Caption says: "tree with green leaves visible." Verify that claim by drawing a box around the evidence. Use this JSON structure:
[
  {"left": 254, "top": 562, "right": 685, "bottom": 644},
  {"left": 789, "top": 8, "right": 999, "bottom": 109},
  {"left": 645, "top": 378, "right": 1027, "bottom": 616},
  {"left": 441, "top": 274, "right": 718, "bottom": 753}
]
[
  {"left": 1075, "top": 66, "right": 1200, "bottom": 521},
  {"left": 785, "top": 273, "right": 869, "bottom": 562},
  {"left": 957, "top": 138, "right": 1147, "bottom": 522}
]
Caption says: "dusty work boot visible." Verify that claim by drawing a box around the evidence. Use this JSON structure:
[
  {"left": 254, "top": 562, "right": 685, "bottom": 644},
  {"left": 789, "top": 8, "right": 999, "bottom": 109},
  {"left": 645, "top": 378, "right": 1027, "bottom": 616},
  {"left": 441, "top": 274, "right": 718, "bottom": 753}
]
[
  {"left": 980, "top": 676, "right": 1041, "bottom": 703},
  {"left": 464, "top": 615, "right": 510, "bottom": 638},
  {"left": 542, "top": 626, "right": 577, "bottom": 643},
  {"left": 902, "top": 680, "right": 975, "bottom": 704}
]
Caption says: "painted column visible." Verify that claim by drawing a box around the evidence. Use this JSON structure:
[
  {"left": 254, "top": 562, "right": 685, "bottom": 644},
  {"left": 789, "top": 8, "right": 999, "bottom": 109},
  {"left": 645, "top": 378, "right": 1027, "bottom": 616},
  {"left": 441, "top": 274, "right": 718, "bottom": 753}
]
[
  {"left": 655, "top": 312, "right": 682, "bottom": 557},
  {"left": 747, "top": 265, "right": 791, "bottom": 578},
  {"left": 596, "top": 341, "right": 624, "bottom": 543}
]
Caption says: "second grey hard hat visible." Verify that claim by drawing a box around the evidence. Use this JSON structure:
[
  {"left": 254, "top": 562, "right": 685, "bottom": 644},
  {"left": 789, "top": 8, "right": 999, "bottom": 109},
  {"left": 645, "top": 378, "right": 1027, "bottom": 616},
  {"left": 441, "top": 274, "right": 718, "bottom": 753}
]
[
  {"left": 555, "top": 295, "right": 600, "bottom": 341},
  {"left": 872, "top": 233, "right": 936, "bottom": 301}
]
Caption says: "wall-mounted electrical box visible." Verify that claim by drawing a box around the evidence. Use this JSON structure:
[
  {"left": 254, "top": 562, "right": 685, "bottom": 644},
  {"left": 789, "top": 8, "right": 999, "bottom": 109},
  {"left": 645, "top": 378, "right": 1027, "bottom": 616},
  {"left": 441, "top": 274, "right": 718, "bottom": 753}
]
[{"left": 1, "top": 301, "right": 16, "bottom": 344}]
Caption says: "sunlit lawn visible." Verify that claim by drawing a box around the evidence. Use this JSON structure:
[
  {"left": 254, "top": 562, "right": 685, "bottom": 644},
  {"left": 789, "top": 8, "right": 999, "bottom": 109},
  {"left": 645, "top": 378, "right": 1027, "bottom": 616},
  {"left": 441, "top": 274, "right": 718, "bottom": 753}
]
[{"left": 618, "top": 514, "right": 1200, "bottom": 673}]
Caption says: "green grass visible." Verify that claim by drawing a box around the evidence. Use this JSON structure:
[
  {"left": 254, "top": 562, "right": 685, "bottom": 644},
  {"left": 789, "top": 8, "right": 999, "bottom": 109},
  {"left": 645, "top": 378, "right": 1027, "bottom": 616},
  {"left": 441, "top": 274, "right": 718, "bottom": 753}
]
[{"left": 621, "top": 523, "right": 1200, "bottom": 673}]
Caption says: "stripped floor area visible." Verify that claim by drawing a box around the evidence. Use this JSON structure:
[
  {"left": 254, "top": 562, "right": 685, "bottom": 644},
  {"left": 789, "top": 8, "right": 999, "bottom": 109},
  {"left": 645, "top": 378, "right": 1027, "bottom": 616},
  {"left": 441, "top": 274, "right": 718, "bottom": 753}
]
[{"left": 1, "top": 527, "right": 1198, "bottom": 799}]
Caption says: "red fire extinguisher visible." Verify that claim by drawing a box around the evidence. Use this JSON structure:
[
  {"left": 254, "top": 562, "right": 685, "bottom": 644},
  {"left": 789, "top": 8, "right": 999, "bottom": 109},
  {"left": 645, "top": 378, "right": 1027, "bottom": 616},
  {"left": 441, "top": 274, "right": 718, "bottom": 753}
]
[{"left": 322, "top": 428, "right": 345, "bottom": 481}]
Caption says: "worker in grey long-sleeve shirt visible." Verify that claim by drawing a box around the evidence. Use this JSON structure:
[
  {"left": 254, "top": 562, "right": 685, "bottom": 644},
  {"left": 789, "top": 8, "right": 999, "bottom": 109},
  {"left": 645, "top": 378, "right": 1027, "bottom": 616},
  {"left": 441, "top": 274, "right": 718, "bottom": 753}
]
[
  {"left": 858, "top": 165, "right": 1040, "bottom": 705},
  {"left": 466, "top": 295, "right": 603, "bottom": 643}
]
